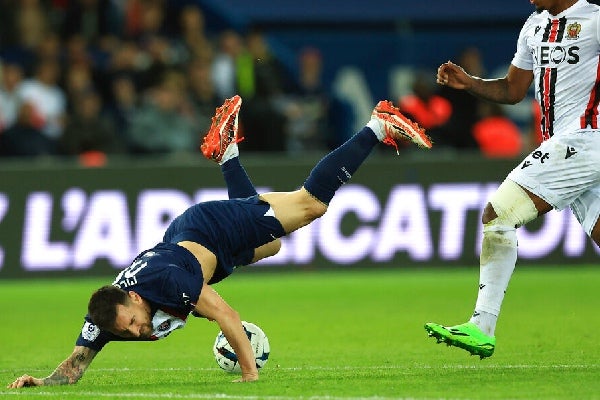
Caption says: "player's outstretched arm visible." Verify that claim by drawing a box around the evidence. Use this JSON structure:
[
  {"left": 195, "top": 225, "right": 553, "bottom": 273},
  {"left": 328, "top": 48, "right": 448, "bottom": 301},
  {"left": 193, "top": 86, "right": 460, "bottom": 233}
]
[
  {"left": 7, "top": 346, "right": 98, "bottom": 388},
  {"left": 437, "top": 61, "right": 533, "bottom": 105},
  {"left": 194, "top": 284, "right": 259, "bottom": 383}
]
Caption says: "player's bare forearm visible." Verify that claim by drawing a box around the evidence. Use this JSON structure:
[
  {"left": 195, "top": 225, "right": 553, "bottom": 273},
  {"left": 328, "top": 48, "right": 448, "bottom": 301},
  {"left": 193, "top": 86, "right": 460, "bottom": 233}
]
[
  {"left": 44, "top": 346, "right": 97, "bottom": 385},
  {"left": 466, "top": 77, "right": 519, "bottom": 104},
  {"left": 438, "top": 61, "right": 532, "bottom": 105},
  {"left": 43, "top": 362, "right": 83, "bottom": 385},
  {"left": 7, "top": 346, "right": 96, "bottom": 389},
  {"left": 195, "top": 285, "right": 259, "bottom": 382},
  {"left": 219, "top": 320, "right": 258, "bottom": 382}
]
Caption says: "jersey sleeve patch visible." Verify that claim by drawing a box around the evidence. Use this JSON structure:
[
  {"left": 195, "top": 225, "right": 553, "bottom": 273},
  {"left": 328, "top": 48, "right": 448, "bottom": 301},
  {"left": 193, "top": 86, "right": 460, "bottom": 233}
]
[{"left": 81, "top": 321, "right": 101, "bottom": 342}]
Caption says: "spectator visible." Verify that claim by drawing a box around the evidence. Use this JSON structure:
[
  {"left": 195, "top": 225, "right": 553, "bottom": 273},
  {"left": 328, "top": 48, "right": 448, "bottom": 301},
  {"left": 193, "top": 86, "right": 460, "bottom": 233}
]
[
  {"left": 0, "top": 61, "right": 24, "bottom": 131},
  {"left": 63, "top": 62, "right": 96, "bottom": 112},
  {"left": 59, "top": 88, "right": 123, "bottom": 158},
  {"left": 435, "top": 47, "right": 484, "bottom": 150},
  {"left": 187, "top": 58, "right": 220, "bottom": 137},
  {"left": 61, "top": 0, "right": 115, "bottom": 45},
  {"left": 64, "top": 35, "right": 94, "bottom": 69},
  {"left": 35, "top": 33, "right": 63, "bottom": 69},
  {"left": 107, "top": 40, "right": 144, "bottom": 83},
  {"left": 17, "top": 57, "right": 67, "bottom": 143},
  {"left": 398, "top": 70, "right": 452, "bottom": 152},
  {"left": 16, "top": 1, "right": 50, "bottom": 55},
  {"left": 124, "top": 1, "right": 178, "bottom": 91},
  {"left": 472, "top": 101, "right": 523, "bottom": 158},
  {"left": 0, "top": 0, "right": 19, "bottom": 48},
  {"left": 282, "top": 47, "right": 333, "bottom": 153},
  {"left": 138, "top": 34, "right": 176, "bottom": 90},
  {"left": 126, "top": 70, "right": 196, "bottom": 154},
  {"left": 0, "top": 103, "right": 56, "bottom": 157},
  {"left": 106, "top": 73, "right": 139, "bottom": 138},
  {"left": 125, "top": 0, "right": 168, "bottom": 41},
  {"left": 3, "top": 0, "right": 53, "bottom": 74},
  {"left": 398, "top": 70, "right": 452, "bottom": 131},
  {"left": 242, "top": 28, "right": 294, "bottom": 99},
  {"left": 172, "top": 4, "right": 212, "bottom": 65},
  {"left": 211, "top": 29, "right": 244, "bottom": 101},
  {"left": 238, "top": 29, "right": 293, "bottom": 152}
]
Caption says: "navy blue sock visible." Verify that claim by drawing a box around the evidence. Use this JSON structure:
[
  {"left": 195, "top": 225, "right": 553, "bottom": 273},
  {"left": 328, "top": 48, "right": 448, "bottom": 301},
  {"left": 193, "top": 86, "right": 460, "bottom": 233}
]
[
  {"left": 221, "top": 157, "right": 257, "bottom": 199},
  {"left": 304, "top": 127, "right": 379, "bottom": 204}
]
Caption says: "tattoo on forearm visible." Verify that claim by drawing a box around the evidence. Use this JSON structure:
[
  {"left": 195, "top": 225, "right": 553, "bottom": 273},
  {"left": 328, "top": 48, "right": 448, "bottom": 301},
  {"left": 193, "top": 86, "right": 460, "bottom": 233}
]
[
  {"left": 42, "top": 350, "right": 90, "bottom": 386},
  {"left": 74, "top": 352, "right": 86, "bottom": 363}
]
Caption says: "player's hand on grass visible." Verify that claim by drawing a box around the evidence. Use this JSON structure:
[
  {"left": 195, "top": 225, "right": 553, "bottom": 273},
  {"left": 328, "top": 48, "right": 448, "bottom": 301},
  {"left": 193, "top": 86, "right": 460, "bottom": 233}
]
[
  {"left": 232, "top": 371, "right": 259, "bottom": 383},
  {"left": 7, "top": 375, "right": 43, "bottom": 389}
]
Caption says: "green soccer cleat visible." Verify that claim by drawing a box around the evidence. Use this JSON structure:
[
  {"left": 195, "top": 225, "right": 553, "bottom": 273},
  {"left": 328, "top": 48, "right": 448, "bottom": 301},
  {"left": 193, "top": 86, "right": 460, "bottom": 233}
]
[{"left": 424, "top": 321, "right": 496, "bottom": 359}]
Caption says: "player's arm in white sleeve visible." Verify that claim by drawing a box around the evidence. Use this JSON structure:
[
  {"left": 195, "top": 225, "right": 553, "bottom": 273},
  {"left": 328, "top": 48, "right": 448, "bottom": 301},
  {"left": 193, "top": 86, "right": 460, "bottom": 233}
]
[
  {"left": 194, "top": 283, "right": 259, "bottom": 382},
  {"left": 7, "top": 345, "right": 98, "bottom": 388}
]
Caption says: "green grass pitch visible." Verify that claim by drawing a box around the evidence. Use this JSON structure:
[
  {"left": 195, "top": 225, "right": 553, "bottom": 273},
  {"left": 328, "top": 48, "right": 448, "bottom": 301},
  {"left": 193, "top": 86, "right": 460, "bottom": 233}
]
[{"left": 1, "top": 266, "right": 599, "bottom": 399}]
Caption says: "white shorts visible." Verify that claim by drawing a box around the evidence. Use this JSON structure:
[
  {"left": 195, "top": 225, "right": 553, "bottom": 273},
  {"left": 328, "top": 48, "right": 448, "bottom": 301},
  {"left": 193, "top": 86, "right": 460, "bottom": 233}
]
[{"left": 507, "top": 130, "right": 600, "bottom": 236}]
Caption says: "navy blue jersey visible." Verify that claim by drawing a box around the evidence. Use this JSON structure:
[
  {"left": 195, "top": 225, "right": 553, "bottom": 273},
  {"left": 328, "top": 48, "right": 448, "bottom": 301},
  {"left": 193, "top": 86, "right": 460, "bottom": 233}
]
[
  {"left": 76, "top": 196, "right": 285, "bottom": 351},
  {"left": 112, "top": 243, "right": 202, "bottom": 312},
  {"left": 76, "top": 243, "right": 202, "bottom": 351},
  {"left": 163, "top": 196, "right": 285, "bottom": 283}
]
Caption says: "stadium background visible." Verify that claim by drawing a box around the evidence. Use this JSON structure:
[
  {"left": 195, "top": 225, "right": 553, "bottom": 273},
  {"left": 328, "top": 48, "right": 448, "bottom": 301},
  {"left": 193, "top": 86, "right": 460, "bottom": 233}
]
[{"left": 0, "top": 0, "right": 599, "bottom": 279}]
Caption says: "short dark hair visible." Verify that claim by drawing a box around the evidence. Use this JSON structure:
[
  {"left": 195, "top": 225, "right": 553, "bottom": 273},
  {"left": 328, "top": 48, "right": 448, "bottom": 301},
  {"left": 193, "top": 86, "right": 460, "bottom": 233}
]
[{"left": 88, "top": 285, "right": 130, "bottom": 331}]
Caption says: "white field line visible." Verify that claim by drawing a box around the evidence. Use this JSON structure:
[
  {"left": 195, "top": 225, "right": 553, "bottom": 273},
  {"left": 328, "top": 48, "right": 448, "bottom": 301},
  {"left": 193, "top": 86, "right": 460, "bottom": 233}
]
[{"left": 1, "top": 363, "right": 597, "bottom": 374}]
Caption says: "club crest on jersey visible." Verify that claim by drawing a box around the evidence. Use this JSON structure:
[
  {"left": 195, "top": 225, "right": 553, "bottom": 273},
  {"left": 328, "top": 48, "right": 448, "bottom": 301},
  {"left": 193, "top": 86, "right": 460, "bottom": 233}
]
[
  {"left": 566, "top": 22, "right": 581, "bottom": 40},
  {"left": 157, "top": 320, "right": 171, "bottom": 332}
]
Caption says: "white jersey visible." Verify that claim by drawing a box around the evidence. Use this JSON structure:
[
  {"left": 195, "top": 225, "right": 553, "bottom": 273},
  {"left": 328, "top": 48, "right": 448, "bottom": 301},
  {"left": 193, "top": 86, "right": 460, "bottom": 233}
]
[{"left": 511, "top": 0, "right": 600, "bottom": 140}]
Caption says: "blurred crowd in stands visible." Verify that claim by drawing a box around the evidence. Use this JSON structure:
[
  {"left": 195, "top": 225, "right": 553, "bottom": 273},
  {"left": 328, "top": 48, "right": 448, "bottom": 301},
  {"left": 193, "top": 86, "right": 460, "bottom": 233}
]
[{"left": 0, "top": 0, "right": 540, "bottom": 164}]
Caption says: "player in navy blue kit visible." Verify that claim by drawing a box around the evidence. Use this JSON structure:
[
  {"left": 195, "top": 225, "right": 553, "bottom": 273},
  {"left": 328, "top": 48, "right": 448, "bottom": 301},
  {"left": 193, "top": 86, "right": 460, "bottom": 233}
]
[{"left": 8, "top": 95, "right": 431, "bottom": 388}]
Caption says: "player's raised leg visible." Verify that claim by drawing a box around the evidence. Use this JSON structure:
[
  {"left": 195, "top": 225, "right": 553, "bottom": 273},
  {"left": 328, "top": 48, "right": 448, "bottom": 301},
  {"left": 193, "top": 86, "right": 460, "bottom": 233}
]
[
  {"left": 200, "top": 95, "right": 281, "bottom": 267},
  {"left": 200, "top": 95, "right": 257, "bottom": 199},
  {"left": 261, "top": 100, "right": 431, "bottom": 234}
]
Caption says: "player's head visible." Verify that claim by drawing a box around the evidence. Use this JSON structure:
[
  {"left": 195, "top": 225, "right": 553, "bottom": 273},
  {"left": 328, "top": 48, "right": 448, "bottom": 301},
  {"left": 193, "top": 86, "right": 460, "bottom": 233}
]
[{"left": 88, "top": 285, "right": 153, "bottom": 339}]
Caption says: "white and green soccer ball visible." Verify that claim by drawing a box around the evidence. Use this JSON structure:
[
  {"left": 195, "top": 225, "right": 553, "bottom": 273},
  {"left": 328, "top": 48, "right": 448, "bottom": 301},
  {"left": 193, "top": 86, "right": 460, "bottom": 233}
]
[{"left": 213, "top": 321, "right": 270, "bottom": 373}]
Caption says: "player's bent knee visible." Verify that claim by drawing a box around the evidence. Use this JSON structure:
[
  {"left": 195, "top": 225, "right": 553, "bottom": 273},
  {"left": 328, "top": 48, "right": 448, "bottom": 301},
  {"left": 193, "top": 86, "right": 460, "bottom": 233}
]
[
  {"left": 305, "top": 202, "right": 327, "bottom": 221},
  {"left": 299, "top": 188, "right": 328, "bottom": 221},
  {"left": 485, "top": 179, "right": 538, "bottom": 230}
]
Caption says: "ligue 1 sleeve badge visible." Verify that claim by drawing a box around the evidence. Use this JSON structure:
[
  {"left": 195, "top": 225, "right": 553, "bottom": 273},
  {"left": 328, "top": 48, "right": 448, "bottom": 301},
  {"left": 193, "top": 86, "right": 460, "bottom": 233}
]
[{"left": 82, "top": 322, "right": 100, "bottom": 341}]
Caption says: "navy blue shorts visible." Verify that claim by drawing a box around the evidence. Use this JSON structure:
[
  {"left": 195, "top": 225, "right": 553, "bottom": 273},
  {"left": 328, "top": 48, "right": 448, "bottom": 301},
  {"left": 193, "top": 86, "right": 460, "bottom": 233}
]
[{"left": 162, "top": 195, "right": 285, "bottom": 283}]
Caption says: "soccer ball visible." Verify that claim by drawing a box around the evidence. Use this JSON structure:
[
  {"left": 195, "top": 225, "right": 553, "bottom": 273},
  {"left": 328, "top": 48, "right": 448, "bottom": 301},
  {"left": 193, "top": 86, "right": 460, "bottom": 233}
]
[{"left": 213, "top": 321, "right": 270, "bottom": 373}]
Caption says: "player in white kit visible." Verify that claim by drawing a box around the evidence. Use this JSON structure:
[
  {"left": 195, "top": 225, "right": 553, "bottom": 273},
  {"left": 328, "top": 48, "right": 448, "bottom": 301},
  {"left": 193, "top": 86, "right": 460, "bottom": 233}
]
[{"left": 425, "top": 0, "right": 600, "bottom": 358}]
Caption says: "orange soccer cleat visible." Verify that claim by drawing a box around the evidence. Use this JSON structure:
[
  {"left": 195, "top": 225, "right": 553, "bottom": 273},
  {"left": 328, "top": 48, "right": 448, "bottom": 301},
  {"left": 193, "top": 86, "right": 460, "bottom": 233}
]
[
  {"left": 371, "top": 100, "right": 432, "bottom": 152},
  {"left": 200, "top": 95, "right": 244, "bottom": 163}
]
